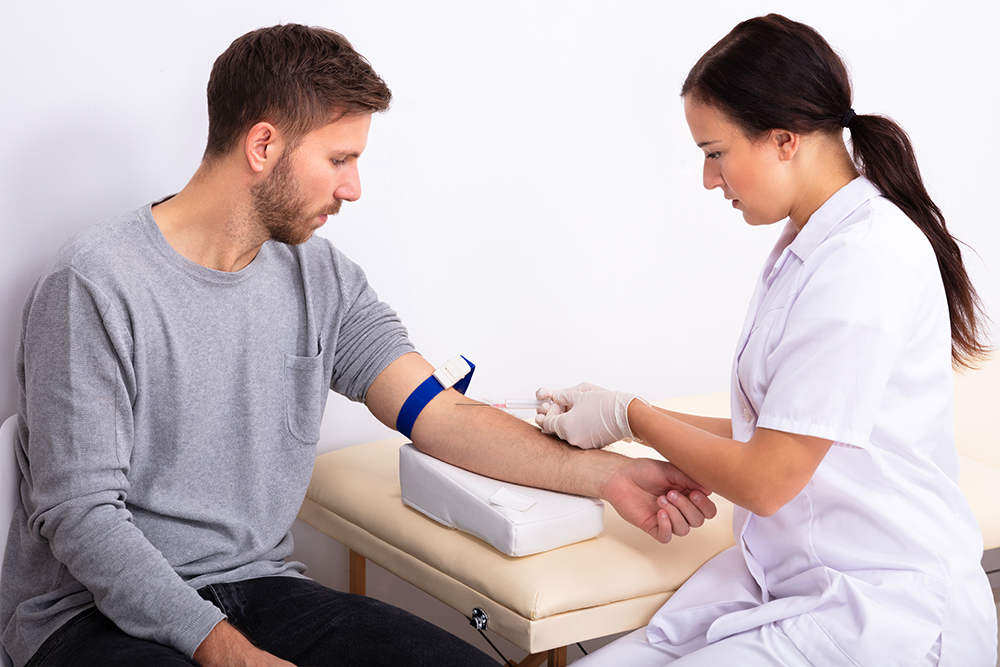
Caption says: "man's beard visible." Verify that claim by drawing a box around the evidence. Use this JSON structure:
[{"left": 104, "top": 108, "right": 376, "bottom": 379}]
[{"left": 249, "top": 151, "right": 341, "bottom": 246}]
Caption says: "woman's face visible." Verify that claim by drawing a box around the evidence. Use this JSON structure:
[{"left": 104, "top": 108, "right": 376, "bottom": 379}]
[{"left": 683, "top": 97, "right": 793, "bottom": 227}]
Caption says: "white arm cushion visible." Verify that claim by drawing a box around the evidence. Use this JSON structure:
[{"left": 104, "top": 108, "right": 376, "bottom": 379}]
[{"left": 399, "top": 443, "right": 604, "bottom": 557}]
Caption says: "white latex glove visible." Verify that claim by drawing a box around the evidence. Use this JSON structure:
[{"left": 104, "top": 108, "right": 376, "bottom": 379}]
[
  {"left": 535, "top": 383, "right": 646, "bottom": 449},
  {"left": 535, "top": 382, "right": 603, "bottom": 420}
]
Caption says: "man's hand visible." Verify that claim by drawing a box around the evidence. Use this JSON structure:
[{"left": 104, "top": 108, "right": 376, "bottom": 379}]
[
  {"left": 194, "top": 621, "right": 296, "bottom": 667},
  {"left": 603, "top": 457, "right": 717, "bottom": 543}
]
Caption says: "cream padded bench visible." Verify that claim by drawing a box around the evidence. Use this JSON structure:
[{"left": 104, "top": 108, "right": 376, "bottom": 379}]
[{"left": 298, "top": 362, "right": 1000, "bottom": 666}]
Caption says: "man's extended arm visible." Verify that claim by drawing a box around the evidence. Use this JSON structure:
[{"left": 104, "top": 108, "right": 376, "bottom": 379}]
[{"left": 365, "top": 353, "right": 717, "bottom": 541}]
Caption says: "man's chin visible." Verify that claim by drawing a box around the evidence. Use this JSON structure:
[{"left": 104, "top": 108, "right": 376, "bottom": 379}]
[
  {"left": 269, "top": 227, "right": 314, "bottom": 247},
  {"left": 267, "top": 210, "right": 337, "bottom": 246},
  {"left": 292, "top": 231, "right": 316, "bottom": 246}
]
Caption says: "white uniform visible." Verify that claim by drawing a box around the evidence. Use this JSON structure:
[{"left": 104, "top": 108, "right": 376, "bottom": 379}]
[{"left": 580, "top": 178, "right": 997, "bottom": 666}]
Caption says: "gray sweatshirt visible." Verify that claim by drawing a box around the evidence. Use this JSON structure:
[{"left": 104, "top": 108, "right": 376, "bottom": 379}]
[{"left": 0, "top": 204, "right": 414, "bottom": 666}]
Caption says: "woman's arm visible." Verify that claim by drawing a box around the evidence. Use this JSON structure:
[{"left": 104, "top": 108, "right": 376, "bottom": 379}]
[
  {"left": 650, "top": 406, "right": 733, "bottom": 439},
  {"left": 630, "top": 401, "right": 831, "bottom": 516},
  {"left": 536, "top": 387, "right": 831, "bottom": 516}
]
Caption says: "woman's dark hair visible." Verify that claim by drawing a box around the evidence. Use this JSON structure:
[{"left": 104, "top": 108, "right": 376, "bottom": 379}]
[
  {"left": 204, "top": 24, "right": 392, "bottom": 159},
  {"left": 682, "top": 14, "right": 989, "bottom": 368}
]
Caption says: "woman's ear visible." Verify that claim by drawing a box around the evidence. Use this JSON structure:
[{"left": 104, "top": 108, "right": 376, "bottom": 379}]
[{"left": 770, "top": 129, "right": 801, "bottom": 162}]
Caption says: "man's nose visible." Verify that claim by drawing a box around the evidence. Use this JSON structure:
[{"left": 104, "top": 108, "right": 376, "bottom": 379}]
[{"left": 335, "top": 163, "right": 362, "bottom": 202}]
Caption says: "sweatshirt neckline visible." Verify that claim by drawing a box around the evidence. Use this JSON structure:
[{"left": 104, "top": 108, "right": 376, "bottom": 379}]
[{"left": 140, "top": 202, "right": 265, "bottom": 286}]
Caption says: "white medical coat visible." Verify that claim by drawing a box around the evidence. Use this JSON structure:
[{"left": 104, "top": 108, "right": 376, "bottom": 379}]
[{"left": 648, "top": 178, "right": 997, "bottom": 666}]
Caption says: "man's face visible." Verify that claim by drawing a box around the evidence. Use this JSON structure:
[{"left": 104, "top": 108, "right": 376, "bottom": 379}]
[{"left": 250, "top": 113, "right": 372, "bottom": 245}]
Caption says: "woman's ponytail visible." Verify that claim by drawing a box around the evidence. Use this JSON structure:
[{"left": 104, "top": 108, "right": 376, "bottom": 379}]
[{"left": 848, "top": 114, "right": 988, "bottom": 368}]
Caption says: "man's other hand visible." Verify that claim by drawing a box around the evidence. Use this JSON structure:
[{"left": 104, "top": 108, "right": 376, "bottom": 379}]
[{"left": 194, "top": 620, "right": 296, "bottom": 667}]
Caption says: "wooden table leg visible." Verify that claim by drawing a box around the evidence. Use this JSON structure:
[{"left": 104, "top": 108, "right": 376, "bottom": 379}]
[
  {"left": 514, "top": 646, "right": 567, "bottom": 667},
  {"left": 514, "top": 654, "right": 546, "bottom": 667},
  {"left": 546, "top": 646, "right": 567, "bottom": 667},
  {"left": 349, "top": 549, "right": 366, "bottom": 595}
]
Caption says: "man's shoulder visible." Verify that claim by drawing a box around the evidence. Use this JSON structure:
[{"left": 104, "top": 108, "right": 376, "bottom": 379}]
[
  {"left": 47, "top": 205, "right": 154, "bottom": 278},
  {"left": 268, "top": 234, "right": 370, "bottom": 288}
]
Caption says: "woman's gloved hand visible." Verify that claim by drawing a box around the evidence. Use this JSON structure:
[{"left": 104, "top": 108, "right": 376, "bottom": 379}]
[{"left": 535, "top": 383, "right": 647, "bottom": 449}]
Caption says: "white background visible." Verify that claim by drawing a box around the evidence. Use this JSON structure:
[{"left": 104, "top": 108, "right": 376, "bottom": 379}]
[{"left": 2, "top": 1, "right": 997, "bottom": 662}]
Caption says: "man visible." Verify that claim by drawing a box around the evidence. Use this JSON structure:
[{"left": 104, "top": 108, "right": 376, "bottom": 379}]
[{"left": 0, "top": 24, "right": 716, "bottom": 667}]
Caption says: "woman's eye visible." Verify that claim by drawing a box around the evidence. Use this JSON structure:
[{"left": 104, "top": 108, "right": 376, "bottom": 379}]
[{"left": 705, "top": 151, "right": 722, "bottom": 160}]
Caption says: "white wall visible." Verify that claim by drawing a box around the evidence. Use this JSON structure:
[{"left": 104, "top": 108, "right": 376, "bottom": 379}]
[{"left": 3, "top": 0, "right": 997, "bottom": 662}]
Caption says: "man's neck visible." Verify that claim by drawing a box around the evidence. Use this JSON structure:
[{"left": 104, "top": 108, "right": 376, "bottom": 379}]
[{"left": 151, "top": 161, "right": 268, "bottom": 273}]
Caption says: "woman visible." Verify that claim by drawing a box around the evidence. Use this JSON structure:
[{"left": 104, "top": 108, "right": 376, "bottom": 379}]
[{"left": 537, "top": 14, "right": 996, "bottom": 666}]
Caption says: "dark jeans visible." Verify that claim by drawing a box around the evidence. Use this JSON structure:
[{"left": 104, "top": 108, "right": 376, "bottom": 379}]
[{"left": 26, "top": 576, "right": 498, "bottom": 666}]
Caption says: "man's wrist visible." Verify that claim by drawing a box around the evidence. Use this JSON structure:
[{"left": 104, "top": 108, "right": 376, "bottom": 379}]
[
  {"left": 574, "top": 447, "right": 631, "bottom": 501},
  {"left": 193, "top": 620, "right": 254, "bottom": 666}
]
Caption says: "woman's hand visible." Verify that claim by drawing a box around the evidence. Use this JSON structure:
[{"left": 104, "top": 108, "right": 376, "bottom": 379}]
[{"left": 535, "top": 383, "right": 645, "bottom": 449}]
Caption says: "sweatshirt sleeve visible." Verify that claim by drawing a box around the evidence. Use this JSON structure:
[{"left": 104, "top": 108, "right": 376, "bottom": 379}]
[
  {"left": 326, "top": 246, "right": 415, "bottom": 402},
  {"left": 19, "top": 267, "right": 225, "bottom": 657}
]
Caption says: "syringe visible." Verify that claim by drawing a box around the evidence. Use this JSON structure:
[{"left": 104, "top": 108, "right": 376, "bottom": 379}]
[{"left": 456, "top": 398, "right": 546, "bottom": 410}]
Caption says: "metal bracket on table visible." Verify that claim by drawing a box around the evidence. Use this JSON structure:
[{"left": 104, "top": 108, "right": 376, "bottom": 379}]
[{"left": 470, "top": 607, "right": 489, "bottom": 631}]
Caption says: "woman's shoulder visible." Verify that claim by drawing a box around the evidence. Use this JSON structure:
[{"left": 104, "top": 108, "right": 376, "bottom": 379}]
[
  {"left": 816, "top": 194, "right": 937, "bottom": 279},
  {"left": 790, "top": 195, "right": 943, "bottom": 325}
]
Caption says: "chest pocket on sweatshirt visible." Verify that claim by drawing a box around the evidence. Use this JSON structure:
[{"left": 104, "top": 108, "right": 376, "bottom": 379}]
[{"left": 283, "top": 351, "right": 327, "bottom": 443}]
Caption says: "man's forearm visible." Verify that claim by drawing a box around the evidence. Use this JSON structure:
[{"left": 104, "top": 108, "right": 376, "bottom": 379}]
[
  {"left": 35, "top": 493, "right": 225, "bottom": 656},
  {"left": 412, "top": 391, "right": 628, "bottom": 499},
  {"left": 365, "top": 352, "right": 624, "bottom": 498}
]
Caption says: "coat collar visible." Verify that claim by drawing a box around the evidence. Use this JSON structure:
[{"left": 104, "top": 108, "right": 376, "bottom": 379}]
[{"left": 785, "top": 177, "right": 882, "bottom": 264}]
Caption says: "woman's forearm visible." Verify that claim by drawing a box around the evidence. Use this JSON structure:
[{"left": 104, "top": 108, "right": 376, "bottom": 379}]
[
  {"left": 650, "top": 406, "right": 733, "bottom": 438},
  {"left": 630, "top": 401, "right": 832, "bottom": 516}
]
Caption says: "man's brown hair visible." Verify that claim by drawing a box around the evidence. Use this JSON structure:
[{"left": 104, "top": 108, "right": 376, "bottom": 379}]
[{"left": 204, "top": 24, "right": 391, "bottom": 159}]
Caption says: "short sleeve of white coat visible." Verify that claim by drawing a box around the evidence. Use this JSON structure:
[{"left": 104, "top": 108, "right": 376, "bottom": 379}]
[{"left": 752, "top": 205, "right": 929, "bottom": 449}]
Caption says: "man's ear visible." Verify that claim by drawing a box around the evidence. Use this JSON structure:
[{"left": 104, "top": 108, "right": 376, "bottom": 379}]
[
  {"left": 245, "top": 122, "right": 279, "bottom": 173},
  {"left": 770, "top": 129, "right": 800, "bottom": 162}
]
